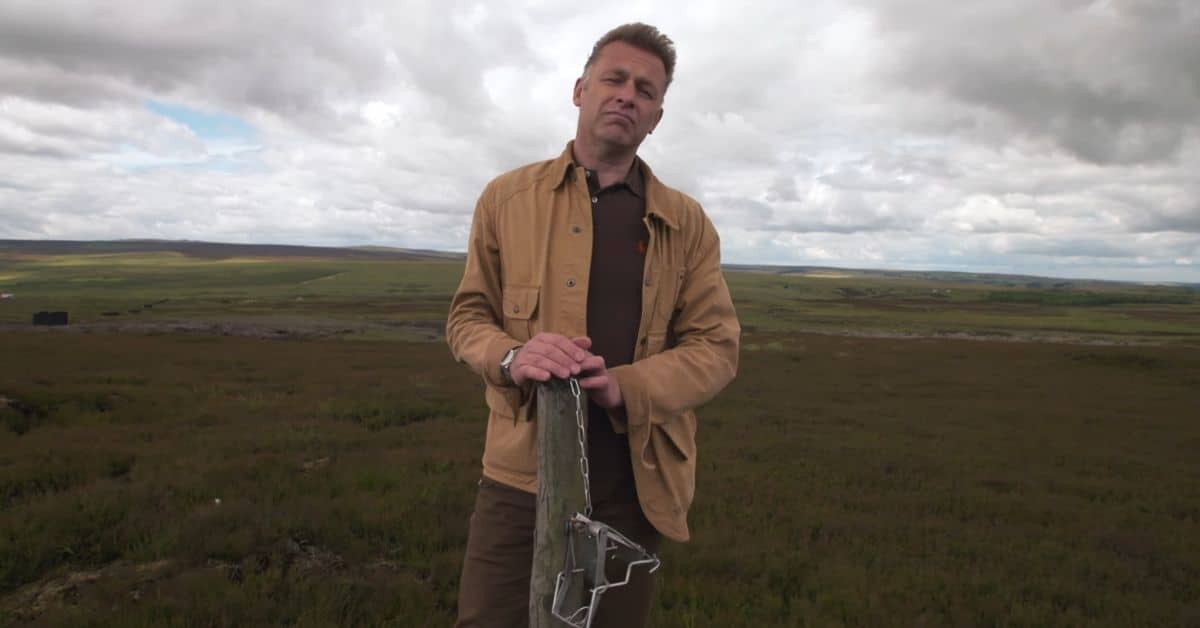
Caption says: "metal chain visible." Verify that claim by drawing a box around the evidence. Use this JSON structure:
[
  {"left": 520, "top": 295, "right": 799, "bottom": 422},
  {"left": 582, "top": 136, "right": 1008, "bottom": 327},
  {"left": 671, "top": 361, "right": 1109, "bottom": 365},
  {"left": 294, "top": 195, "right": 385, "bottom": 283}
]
[
  {"left": 568, "top": 378, "right": 592, "bottom": 518},
  {"left": 552, "top": 378, "right": 661, "bottom": 628}
]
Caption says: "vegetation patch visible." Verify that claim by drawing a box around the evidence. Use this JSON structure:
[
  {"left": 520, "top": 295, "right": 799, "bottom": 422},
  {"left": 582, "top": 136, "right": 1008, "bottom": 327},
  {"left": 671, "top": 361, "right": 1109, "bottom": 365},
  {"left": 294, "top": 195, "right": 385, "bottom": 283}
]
[
  {"left": 1, "top": 248, "right": 1198, "bottom": 625},
  {"left": 1069, "top": 352, "right": 1170, "bottom": 370},
  {"left": 322, "top": 396, "right": 456, "bottom": 431},
  {"left": 986, "top": 289, "right": 1194, "bottom": 306}
]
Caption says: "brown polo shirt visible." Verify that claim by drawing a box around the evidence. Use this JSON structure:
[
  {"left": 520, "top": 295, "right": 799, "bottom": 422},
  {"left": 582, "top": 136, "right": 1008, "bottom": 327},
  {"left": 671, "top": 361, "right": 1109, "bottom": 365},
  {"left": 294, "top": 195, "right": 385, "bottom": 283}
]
[{"left": 581, "top": 162, "right": 648, "bottom": 502}]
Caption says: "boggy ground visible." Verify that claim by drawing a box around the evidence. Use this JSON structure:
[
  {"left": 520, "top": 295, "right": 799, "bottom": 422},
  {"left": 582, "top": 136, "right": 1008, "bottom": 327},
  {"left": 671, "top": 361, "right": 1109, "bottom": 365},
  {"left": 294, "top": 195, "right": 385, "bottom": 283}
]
[{"left": 2, "top": 329, "right": 1197, "bottom": 627}]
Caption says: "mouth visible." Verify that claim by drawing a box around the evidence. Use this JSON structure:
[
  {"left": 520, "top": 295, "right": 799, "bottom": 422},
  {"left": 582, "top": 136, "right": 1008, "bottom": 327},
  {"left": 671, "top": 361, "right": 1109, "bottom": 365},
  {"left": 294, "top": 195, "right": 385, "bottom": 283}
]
[{"left": 603, "top": 111, "right": 634, "bottom": 126}]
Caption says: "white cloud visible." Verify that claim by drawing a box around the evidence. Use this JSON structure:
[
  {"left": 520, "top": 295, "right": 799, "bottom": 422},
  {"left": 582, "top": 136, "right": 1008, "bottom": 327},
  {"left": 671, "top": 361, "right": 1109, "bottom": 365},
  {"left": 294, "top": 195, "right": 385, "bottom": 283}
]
[{"left": 0, "top": 0, "right": 1196, "bottom": 282}]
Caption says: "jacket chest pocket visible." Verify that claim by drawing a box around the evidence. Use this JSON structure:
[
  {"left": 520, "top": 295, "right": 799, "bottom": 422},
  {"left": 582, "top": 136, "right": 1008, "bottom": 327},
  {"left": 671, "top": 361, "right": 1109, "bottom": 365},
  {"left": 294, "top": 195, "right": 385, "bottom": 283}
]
[
  {"left": 650, "top": 267, "right": 684, "bottom": 330},
  {"left": 645, "top": 267, "right": 684, "bottom": 355},
  {"left": 501, "top": 284, "right": 540, "bottom": 342}
]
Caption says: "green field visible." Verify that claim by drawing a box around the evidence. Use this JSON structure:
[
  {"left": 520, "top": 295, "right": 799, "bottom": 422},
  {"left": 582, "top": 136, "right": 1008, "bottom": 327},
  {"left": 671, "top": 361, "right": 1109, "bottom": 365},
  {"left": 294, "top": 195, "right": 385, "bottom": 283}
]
[{"left": 1, "top": 245, "right": 1198, "bottom": 626}]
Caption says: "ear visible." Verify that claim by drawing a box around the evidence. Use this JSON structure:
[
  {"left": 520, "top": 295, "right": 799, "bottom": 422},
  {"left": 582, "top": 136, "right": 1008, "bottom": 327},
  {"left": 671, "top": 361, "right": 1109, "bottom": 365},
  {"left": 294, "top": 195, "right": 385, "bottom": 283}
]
[
  {"left": 572, "top": 77, "right": 583, "bottom": 107},
  {"left": 648, "top": 107, "right": 664, "bottom": 134}
]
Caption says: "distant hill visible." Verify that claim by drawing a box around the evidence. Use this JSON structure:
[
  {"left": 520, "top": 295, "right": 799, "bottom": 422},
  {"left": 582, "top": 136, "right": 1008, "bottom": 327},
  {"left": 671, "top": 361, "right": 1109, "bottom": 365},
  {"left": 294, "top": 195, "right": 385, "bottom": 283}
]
[
  {"left": 1, "top": 240, "right": 1194, "bottom": 291},
  {"left": 724, "top": 263, "right": 1200, "bottom": 291},
  {"left": 0, "top": 239, "right": 465, "bottom": 262}
]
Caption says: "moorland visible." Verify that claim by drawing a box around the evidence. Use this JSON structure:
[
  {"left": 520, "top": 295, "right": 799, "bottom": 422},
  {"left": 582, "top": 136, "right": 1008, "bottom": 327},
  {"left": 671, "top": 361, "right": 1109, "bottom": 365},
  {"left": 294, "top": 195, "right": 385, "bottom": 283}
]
[{"left": 1, "top": 240, "right": 1197, "bottom": 626}]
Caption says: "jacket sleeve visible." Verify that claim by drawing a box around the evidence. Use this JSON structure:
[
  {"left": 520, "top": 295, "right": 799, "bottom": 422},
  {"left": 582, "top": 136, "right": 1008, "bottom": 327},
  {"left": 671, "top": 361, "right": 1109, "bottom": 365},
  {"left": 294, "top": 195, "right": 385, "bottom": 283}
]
[
  {"left": 609, "top": 212, "right": 740, "bottom": 427},
  {"left": 446, "top": 183, "right": 526, "bottom": 405}
]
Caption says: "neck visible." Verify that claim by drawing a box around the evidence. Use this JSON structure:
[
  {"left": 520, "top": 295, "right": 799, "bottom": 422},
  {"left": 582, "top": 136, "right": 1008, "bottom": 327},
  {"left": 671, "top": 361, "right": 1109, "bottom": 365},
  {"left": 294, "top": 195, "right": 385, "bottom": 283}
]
[{"left": 572, "top": 136, "right": 637, "bottom": 188}]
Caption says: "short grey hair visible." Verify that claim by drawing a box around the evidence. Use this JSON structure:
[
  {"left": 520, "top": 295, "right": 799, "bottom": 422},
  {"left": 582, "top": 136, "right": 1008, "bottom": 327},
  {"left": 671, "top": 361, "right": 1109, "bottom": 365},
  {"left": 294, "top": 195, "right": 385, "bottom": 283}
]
[{"left": 583, "top": 23, "right": 676, "bottom": 91}]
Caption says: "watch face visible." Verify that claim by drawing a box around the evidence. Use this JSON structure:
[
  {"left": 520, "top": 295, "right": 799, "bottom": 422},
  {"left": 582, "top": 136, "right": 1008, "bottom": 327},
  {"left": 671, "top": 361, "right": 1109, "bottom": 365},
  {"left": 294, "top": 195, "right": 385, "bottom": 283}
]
[{"left": 500, "top": 347, "right": 518, "bottom": 383}]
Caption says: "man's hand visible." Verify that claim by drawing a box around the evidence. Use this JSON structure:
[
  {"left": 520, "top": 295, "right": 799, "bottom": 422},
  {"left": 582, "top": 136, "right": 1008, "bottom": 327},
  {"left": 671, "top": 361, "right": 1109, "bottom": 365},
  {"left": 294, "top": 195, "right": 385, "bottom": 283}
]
[
  {"left": 509, "top": 332, "right": 589, "bottom": 386},
  {"left": 509, "top": 334, "right": 623, "bottom": 409},
  {"left": 572, "top": 337, "right": 623, "bottom": 409}
]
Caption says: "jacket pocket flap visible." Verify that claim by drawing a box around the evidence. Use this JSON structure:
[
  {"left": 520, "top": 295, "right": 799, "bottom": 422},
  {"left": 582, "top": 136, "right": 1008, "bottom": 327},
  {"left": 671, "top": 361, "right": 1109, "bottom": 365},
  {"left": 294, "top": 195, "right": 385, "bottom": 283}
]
[
  {"left": 502, "top": 284, "right": 539, "bottom": 321},
  {"left": 655, "top": 412, "right": 696, "bottom": 461}
]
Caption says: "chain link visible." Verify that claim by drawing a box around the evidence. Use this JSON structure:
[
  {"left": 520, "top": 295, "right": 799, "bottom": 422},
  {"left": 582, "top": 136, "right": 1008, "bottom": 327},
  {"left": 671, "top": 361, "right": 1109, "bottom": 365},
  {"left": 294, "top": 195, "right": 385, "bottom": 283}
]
[{"left": 568, "top": 378, "right": 592, "bottom": 518}]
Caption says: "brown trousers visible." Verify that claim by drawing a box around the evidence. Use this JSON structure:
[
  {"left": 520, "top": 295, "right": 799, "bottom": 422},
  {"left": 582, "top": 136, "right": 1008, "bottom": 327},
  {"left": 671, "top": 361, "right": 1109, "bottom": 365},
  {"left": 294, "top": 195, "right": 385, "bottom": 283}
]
[{"left": 455, "top": 448, "right": 661, "bottom": 627}]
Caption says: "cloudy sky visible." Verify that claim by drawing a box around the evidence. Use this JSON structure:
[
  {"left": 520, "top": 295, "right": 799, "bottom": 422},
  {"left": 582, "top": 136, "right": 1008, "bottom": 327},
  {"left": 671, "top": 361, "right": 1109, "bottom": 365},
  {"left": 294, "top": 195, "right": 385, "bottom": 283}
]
[{"left": 1, "top": 0, "right": 1197, "bottom": 282}]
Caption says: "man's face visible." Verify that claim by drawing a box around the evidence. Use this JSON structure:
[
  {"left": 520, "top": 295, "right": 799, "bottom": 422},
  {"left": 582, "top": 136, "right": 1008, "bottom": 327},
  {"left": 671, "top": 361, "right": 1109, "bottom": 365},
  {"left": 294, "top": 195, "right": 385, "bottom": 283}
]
[{"left": 573, "top": 41, "right": 666, "bottom": 154}]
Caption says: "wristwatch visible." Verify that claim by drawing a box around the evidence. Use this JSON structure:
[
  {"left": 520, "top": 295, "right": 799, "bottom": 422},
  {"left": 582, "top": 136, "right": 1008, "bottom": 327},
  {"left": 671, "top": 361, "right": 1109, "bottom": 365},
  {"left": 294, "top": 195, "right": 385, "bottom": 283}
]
[{"left": 500, "top": 345, "right": 521, "bottom": 384}]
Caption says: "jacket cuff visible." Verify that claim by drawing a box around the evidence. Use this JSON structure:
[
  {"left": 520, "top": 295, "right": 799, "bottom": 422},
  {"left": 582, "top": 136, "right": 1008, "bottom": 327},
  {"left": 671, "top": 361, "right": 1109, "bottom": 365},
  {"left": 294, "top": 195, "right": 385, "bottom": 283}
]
[
  {"left": 609, "top": 364, "right": 651, "bottom": 428},
  {"left": 485, "top": 334, "right": 522, "bottom": 389},
  {"left": 486, "top": 336, "right": 535, "bottom": 418}
]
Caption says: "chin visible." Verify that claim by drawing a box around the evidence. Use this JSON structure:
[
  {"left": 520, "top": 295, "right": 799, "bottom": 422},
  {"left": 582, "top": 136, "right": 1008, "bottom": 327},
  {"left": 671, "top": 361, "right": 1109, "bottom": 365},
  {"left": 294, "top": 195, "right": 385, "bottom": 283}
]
[{"left": 594, "top": 129, "right": 639, "bottom": 148}]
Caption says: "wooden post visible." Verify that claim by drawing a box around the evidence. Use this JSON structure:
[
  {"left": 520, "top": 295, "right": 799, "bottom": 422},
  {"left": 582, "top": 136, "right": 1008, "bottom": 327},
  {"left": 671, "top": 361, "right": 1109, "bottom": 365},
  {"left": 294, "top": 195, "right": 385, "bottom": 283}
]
[{"left": 530, "top": 378, "right": 586, "bottom": 627}]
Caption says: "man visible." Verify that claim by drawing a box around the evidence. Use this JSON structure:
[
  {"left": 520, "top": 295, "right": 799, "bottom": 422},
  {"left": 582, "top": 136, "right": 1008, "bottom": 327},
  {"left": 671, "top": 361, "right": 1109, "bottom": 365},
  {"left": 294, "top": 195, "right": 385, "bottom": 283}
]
[{"left": 446, "top": 23, "right": 739, "bottom": 627}]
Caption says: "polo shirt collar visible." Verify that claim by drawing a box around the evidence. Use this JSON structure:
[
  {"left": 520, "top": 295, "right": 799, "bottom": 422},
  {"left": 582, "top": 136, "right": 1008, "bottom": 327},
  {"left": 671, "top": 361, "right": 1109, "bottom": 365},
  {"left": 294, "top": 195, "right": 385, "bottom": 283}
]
[{"left": 552, "top": 141, "right": 680, "bottom": 230}]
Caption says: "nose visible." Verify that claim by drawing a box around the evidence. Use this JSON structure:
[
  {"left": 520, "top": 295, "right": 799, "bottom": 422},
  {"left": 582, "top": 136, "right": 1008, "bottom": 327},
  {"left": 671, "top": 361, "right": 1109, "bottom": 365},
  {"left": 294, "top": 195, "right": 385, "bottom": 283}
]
[{"left": 615, "top": 81, "right": 636, "bottom": 105}]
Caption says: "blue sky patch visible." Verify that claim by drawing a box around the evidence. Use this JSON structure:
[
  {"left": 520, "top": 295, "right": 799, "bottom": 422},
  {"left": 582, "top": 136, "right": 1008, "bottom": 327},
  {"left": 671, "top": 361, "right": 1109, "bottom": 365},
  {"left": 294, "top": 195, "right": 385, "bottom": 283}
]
[{"left": 146, "top": 100, "right": 256, "bottom": 141}]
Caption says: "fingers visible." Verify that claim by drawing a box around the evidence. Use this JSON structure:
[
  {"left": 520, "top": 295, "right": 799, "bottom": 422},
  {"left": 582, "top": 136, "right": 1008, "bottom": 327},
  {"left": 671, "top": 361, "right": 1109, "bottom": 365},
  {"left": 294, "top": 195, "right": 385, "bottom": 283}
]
[
  {"left": 514, "top": 364, "right": 553, "bottom": 383},
  {"left": 512, "top": 333, "right": 590, "bottom": 383},
  {"left": 578, "top": 354, "right": 606, "bottom": 375},
  {"left": 517, "top": 338, "right": 621, "bottom": 408},
  {"left": 515, "top": 351, "right": 576, "bottom": 380},
  {"left": 576, "top": 355, "right": 610, "bottom": 392},
  {"left": 575, "top": 373, "right": 608, "bottom": 390},
  {"left": 528, "top": 333, "right": 588, "bottom": 363},
  {"left": 576, "top": 370, "right": 623, "bottom": 409}
]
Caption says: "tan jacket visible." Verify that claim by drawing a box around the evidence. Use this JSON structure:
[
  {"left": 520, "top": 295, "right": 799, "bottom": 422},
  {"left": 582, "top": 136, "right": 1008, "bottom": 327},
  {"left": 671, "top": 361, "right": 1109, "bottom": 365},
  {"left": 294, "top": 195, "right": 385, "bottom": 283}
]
[{"left": 446, "top": 142, "right": 739, "bottom": 542}]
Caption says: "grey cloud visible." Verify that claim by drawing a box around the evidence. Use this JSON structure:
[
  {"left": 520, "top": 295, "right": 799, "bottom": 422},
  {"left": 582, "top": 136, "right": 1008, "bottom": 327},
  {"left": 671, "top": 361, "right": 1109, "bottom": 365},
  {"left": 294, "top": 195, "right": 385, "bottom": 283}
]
[
  {"left": 0, "top": 207, "right": 47, "bottom": 236},
  {"left": 767, "top": 174, "right": 801, "bottom": 202},
  {"left": 866, "top": 0, "right": 1200, "bottom": 164},
  {"left": 664, "top": 3, "right": 837, "bottom": 114},
  {"left": 1, "top": 99, "right": 208, "bottom": 162},
  {"left": 711, "top": 197, "right": 775, "bottom": 224},
  {"left": 929, "top": 198, "right": 1046, "bottom": 235},
  {"left": 0, "top": 5, "right": 217, "bottom": 86},
  {"left": 0, "top": 178, "right": 33, "bottom": 192},
  {"left": 1127, "top": 204, "right": 1200, "bottom": 233},
  {"left": 0, "top": 1, "right": 538, "bottom": 131},
  {"left": 816, "top": 152, "right": 934, "bottom": 193},
  {"left": 767, "top": 188, "right": 922, "bottom": 234},
  {"left": 1006, "top": 237, "right": 1134, "bottom": 259},
  {"left": 0, "top": 135, "right": 75, "bottom": 158},
  {"left": 768, "top": 221, "right": 908, "bottom": 235},
  {"left": 0, "top": 58, "right": 138, "bottom": 107},
  {"left": 1095, "top": 181, "right": 1200, "bottom": 233},
  {"left": 818, "top": 169, "right": 909, "bottom": 193}
]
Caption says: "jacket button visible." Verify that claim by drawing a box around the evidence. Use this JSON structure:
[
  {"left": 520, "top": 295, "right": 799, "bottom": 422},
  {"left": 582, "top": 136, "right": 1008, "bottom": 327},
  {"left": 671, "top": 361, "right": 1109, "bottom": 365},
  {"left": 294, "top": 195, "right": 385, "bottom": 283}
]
[
  {"left": 566, "top": 278, "right": 576, "bottom": 288},
  {"left": 571, "top": 225, "right": 582, "bottom": 234},
  {"left": 512, "top": 304, "right": 520, "bottom": 313},
  {"left": 590, "top": 196, "right": 598, "bottom": 204},
  {"left": 644, "top": 278, "right": 652, "bottom": 287}
]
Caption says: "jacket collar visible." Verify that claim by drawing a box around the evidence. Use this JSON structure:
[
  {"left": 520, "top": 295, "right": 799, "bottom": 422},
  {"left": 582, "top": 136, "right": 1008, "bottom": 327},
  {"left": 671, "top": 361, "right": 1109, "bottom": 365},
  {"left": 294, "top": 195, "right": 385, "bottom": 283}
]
[{"left": 552, "top": 141, "right": 681, "bottom": 231}]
